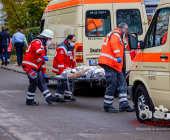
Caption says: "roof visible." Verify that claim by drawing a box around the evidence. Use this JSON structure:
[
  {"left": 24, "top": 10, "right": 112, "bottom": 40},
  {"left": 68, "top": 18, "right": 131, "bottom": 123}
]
[
  {"left": 45, "top": 0, "right": 83, "bottom": 12},
  {"left": 45, "top": 0, "right": 142, "bottom": 12}
]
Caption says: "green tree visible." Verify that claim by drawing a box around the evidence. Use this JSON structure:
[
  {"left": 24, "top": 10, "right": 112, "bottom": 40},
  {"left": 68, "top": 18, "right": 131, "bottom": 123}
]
[
  {"left": 1, "top": 0, "right": 52, "bottom": 34},
  {"left": 27, "top": 0, "right": 51, "bottom": 27},
  {"left": 1, "top": 0, "right": 28, "bottom": 35}
]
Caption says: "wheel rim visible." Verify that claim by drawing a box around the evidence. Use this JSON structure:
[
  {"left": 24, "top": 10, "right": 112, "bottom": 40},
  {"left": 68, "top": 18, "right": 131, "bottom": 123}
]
[{"left": 138, "top": 92, "right": 145, "bottom": 112}]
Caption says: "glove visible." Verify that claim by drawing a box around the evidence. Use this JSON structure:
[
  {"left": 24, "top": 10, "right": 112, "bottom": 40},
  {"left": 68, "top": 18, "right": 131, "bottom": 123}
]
[
  {"left": 43, "top": 56, "right": 49, "bottom": 61},
  {"left": 117, "top": 57, "right": 122, "bottom": 63},
  {"left": 42, "top": 73, "right": 46, "bottom": 78}
]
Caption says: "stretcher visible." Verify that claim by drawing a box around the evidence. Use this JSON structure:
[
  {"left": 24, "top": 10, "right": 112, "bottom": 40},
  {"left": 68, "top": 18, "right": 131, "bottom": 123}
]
[
  {"left": 47, "top": 75, "right": 106, "bottom": 88},
  {"left": 47, "top": 71, "right": 129, "bottom": 88}
]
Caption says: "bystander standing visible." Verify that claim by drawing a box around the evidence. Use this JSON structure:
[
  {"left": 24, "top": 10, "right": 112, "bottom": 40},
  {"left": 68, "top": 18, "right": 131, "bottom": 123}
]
[{"left": 12, "top": 28, "right": 28, "bottom": 66}]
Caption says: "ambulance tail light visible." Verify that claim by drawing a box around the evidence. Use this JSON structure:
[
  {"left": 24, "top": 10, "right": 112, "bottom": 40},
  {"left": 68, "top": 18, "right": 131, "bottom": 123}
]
[{"left": 76, "top": 46, "right": 83, "bottom": 63}]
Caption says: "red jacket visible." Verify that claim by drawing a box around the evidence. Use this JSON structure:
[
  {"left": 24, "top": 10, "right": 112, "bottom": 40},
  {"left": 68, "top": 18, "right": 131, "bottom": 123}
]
[
  {"left": 52, "top": 39, "right": 76, "bottom": 74},
  {"left": 162, "top": 32, "right": 167, "bottom": 44},
  {"left": 21, "top": 38, "right": 46, "bottom": 74},
  {"left": 99, "top": 28, "right": 124, "bottom": 72},
  {"left": 126, "top": 44, "right": 139, "bottom": 62}
]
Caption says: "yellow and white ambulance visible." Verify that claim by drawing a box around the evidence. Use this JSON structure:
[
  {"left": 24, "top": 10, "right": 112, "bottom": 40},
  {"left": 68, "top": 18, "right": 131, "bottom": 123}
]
[
  {"left": 40, "top": 0, "right": 148, "bottom": 77},
  {"left": 128, "top": 0, "right": 170, "bottom": 121}
]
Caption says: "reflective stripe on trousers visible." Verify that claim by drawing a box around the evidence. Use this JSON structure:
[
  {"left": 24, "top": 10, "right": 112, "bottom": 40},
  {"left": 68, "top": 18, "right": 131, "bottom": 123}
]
[
  {"left": 55, "top": 78, "right": 75, "bottom": 97},
  {"left": 102, "top": 64, "right": 129, "bottom": 108},
  {"left": 23, "top": 66, "right": 53, "bottom": 103}
]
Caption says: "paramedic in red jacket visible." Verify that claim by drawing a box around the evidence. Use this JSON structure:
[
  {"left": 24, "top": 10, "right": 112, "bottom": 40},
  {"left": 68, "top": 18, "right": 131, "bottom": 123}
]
[
  {"left": 21, "top": 29, "right": 57, "bottom": 106},
  {"left": 125, "top": 32, "right": 139, "bottom": 62},
  {"left": 52, "top": 34, "right": 76, "bottom": 102}
]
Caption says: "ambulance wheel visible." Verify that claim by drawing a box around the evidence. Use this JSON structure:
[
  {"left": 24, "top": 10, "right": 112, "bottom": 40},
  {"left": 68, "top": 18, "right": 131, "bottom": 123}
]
[
  {"left": 134, "top": 84, "right": 151, "bottom": 122},
  {"left": 45, "top": 78, "right": 49, "bottom": 83}
]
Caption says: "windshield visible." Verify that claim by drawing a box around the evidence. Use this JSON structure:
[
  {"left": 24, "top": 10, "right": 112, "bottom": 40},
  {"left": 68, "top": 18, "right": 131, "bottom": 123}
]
[{"left": 116, "top": 9, "right": 143, "bottom": 35}]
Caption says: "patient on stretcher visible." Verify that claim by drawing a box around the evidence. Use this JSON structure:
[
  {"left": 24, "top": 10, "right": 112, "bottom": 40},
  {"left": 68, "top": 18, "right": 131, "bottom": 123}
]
[
  {"left": 61, "top": 66, "right": 105, "bottom": 79},
  {"left": 61, "top": 67, "right": 91, "bottom": 78}
]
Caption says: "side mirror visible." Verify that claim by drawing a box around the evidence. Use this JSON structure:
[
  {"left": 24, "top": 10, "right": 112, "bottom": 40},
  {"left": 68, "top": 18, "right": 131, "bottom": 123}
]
[{"left": 128, "top": 33, "right": 139, "bottom": 49}]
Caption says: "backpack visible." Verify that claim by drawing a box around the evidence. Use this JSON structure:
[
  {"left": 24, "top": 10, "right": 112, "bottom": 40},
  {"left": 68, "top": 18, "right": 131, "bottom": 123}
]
[{"left": 28, "top": 33, "right": 34, "bottom": 44}]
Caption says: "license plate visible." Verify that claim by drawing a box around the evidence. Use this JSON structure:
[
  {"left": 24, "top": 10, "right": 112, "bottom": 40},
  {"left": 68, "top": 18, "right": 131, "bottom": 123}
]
[{"left": 89, "top": 59, "right": 99, "bottom": 66}]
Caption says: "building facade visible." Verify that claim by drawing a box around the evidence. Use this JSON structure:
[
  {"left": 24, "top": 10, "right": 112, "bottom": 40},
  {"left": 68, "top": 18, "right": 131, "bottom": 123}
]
[{"left": 144, "top": 0, "right": 160, "bottom": 16}]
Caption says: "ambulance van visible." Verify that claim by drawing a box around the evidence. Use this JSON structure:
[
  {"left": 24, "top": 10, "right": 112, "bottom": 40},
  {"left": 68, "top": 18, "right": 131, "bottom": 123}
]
[
  {"left": 128, "top": 0, "right": 170, "bottom": 121},
  {"left": 40, "top": 0, "right": 148, "bottom": 77}
]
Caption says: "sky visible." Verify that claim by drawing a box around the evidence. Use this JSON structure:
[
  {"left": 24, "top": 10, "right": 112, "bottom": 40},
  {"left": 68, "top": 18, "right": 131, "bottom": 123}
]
[
  {"left": 0, "top": 3, "right": 2, "bottom": 18},
  {"left": 0, "top": 3, "right": 4, "bottom": 25}
]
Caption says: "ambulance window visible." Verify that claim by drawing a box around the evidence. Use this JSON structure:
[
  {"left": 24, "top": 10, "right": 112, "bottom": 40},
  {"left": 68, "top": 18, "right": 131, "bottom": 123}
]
[
  {"left": 86, "top": 10, "right": 111, "bottom": 37},
  {"left": 116, "top": 9, "right": 143, "bottom": 35},
  {"left": 146, "top": 8, "right": 170, "bottom": 47},
  {"left": 40, "top": 19, "right": 45, "bottom": 33},
  {"left": 146, "top": 16, "right": 155, "bottom": 47},
  {"left": 155, "top": 8, "right": 170, "bottom": 46}
]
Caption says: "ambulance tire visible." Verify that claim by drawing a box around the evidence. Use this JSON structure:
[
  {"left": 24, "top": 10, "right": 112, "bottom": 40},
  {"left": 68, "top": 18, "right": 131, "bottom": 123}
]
[{"left": 134, "top": 84, "right": 151, "bottom": 122}]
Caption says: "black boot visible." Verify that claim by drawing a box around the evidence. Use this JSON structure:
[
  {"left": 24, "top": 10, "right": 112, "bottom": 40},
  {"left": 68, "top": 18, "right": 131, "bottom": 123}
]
[
  {"left": 64, "top": 96, "right": 76, "bottom": 102},
  {"left": 1, "top": 61, "right": 4, "bottom": 65},
  {"left": 26, "top": 101, "right": 39, "bottom": 106},
  {"left": 119, "top": 105, "right": 135, "bottom": 112},
  {"left": 55, "top": 97, "right": 66, "bottom": 102},
  {"left": 103, "top": 106, "right": 118, "bottom": 113},
  {"left": 48, "top": 96, "right": 60, "bottom": 105}
]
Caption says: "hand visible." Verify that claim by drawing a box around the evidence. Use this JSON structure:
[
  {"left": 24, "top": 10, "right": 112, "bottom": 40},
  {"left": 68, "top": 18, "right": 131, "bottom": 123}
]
[
  {"left": 43, "top": 56, "right": 49, "bottom": 61},
  {"left": 117, "top": 57, "right": 122, "bottom": 63},
  {"left": 42, "top": 73, "right": 46, "bottom": 78}
]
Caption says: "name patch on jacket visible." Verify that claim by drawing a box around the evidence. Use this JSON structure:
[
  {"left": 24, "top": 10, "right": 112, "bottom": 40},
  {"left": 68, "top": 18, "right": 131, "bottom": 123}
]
[{"left": 67, "top": 51, "right": 72, "bottom": 56}]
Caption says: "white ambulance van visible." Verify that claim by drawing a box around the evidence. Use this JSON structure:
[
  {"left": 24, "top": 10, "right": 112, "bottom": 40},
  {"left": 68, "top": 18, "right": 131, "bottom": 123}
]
[
  {"left": 40, "top": 0, "right": 148, "bottom": 77},
  {"left": 128, "top": 0, "right": 170, "bottom": 121}
]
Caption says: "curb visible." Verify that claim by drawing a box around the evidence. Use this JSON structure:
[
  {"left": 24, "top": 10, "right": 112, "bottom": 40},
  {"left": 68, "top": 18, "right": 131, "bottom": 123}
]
[{"left": 0, "top": 65, "right": 26, "bottom": 74}]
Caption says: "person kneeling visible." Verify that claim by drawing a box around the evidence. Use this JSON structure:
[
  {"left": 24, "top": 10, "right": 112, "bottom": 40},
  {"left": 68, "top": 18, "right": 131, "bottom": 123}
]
[{"left": 52, "top": 34, "right": 77, "bottom": 102}]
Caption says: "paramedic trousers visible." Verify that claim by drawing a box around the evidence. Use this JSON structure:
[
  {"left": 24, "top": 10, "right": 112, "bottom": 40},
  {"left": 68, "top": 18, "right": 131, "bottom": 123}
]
[
  {"left": 15, "top": 43, "right": 24, "bottom": 66},
  {"left": 55, "top": 79, "right": 75, "bottom": 98},
  {"left": 102, "top": 64, "right": 129, "bottom": 109},
  {"left": 0, "top": 43, "right": 8, "bottom": 65},
  {"left": 23, "top": 66, "right": 53, "bottom": 103}
]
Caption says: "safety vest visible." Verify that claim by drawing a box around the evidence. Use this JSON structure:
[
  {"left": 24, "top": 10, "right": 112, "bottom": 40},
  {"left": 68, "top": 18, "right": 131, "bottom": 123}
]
[
  {"left": 2, "top": 39, "right": 12, "bottom": 52},
  {"left": 86, "top": 19, "right": 103, "bottom": 31},
  {"left": 98, "top": 28, "right": 124, "bottom": 72}
]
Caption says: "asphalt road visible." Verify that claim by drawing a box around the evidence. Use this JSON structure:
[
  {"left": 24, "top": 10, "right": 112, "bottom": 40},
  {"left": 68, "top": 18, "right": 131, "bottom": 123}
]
[{"left": 0, "top": 68, "right": 170, "bottom": 140}]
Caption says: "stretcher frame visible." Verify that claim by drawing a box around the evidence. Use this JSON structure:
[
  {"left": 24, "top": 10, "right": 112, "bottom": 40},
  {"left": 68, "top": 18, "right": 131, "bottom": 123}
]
[{"left": 47, "top": 75, "right": 106, "bottom": 88}]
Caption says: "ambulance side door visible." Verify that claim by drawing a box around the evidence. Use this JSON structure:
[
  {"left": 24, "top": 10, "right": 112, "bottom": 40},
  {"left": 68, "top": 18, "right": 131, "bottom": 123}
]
[{"left": 141, "top": 7, "right": 170, "bottom": 108}]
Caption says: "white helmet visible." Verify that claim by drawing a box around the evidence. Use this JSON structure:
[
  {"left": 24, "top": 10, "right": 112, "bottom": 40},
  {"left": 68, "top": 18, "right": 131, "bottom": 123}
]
[{"left": 40, "top": 29, "right": 54, "bottom": 39}]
